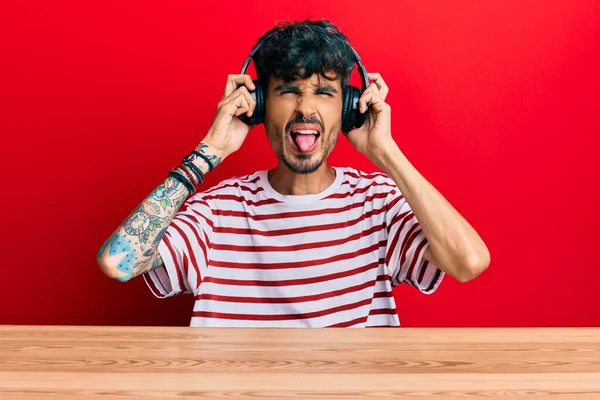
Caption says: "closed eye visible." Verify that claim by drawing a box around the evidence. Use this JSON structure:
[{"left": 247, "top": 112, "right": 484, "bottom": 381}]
[{"left": 278, "top": 89, "right": 335, "bottom": 97}]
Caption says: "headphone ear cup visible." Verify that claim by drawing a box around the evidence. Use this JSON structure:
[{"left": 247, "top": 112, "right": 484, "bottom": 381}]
[
  {"left": 341, "top": 86, "right": 366, "bottom": 133},
  {"left": 341, "top": 86, "right": 352, "bottom": 133},
  {"left": 239, "top": 80, "right": 265, "bottom": 126}
]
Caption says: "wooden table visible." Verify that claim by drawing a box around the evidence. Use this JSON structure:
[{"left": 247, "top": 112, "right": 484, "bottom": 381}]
[{"left": 0, "top": 326, "right": 599, "bottom": 399}]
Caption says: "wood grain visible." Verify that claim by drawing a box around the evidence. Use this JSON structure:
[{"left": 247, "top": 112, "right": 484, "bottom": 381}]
[{"left": 0, "top": 326, "right": 599, "bottom": 399}]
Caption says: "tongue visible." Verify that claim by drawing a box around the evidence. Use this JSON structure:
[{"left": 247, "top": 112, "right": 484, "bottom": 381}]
[{"left": 295, "top": 134, "right": 317, "bottom": 152}]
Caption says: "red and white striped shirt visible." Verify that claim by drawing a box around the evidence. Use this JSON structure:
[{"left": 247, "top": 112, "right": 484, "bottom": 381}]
[{"left": 143, "top": 167, "right": 444, "bottom": 327}]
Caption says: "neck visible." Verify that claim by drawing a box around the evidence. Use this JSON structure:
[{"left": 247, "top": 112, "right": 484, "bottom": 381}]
[{"left": 268, "top": 162, "right": 336, "bottom": 196}]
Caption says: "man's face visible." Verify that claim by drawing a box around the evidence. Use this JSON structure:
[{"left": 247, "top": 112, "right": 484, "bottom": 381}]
[{"left": 263, "top": 72, "right": 343, "bottom": 174}]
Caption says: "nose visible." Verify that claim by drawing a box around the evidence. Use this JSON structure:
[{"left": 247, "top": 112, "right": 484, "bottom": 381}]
[{"left": 294, "top": 94, "right": 317, "bottom": 120}]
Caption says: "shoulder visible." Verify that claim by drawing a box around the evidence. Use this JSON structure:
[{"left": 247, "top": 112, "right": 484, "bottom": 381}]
[
  {"left": 336, "top": 167, "right": 399, "bottom": 196},
  {"left": 203, "top": 171, "right": 262, "bottom": 194},
  {"left": 186, "top": 170, "right": 264, "bottom": 205}
]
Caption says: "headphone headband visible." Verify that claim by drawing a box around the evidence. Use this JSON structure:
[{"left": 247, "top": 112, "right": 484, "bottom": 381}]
[
  {"left": 237, "top": 35, "right": 369, "bottom": 132},
  {"left": 240, "top": 39, "right": 369, "bottom": 92}
]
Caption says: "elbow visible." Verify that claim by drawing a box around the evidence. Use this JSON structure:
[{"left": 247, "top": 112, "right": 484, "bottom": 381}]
[
  {"left": 456, "top": 249, "right": 491, "bottom": 283},
  {"left": 96, "top": 241, "right": 133, "bottom": 283},
  {"left": 97, "top": 258, "right": 132, "bottom": 283}
]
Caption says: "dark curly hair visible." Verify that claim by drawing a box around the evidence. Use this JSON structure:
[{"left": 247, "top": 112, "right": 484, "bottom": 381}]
[{"left": 252, "top": 19, "right": 355, "bottom": 94}]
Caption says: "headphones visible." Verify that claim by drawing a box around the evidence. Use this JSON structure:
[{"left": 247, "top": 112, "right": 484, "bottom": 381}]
[{"left": 238, "top": 39, "right": 370, "bottom": 133}]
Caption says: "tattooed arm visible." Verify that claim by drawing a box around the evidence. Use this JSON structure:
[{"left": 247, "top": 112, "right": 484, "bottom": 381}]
[
  {"left": 96, "top": 143, "right": 222, "bottom": 282},
  {"left": 97, "top": 72, "right": 257, "bottom": 282}
]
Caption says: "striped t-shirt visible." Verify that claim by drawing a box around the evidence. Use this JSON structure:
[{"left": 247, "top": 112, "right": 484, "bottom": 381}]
[{"left": 143, "top": 167, "right": 444, "bottom": 327}]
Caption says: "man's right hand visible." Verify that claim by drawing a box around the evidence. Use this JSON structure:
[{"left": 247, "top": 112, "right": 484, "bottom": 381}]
[{"left": 201, "top": 74, "right": 257, "bottom": 161}]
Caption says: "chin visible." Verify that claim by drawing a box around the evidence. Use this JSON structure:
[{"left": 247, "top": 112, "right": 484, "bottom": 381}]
[{"left": 279, "top": 151, "right": 325, "bottom": 174}]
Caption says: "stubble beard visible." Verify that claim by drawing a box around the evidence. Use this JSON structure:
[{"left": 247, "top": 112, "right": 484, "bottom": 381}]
[{"left": 274, "top": 130, "right": 339, "bottom": 175}]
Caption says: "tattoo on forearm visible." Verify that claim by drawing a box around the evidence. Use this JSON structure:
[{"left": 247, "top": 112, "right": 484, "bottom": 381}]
[
  {"left": 197, "top": 143, "right": 222, "bottom": 169},
  {"left": 98, "top": 175, "right": 189, "bottom": 281},
  {"left": 150, "top": 177, "right": 182, "bottom": 210},
  {"left": 124, "top": 205, "right": 167, "bottom": 244}
]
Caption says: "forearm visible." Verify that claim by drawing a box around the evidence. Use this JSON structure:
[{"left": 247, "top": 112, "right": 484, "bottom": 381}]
[
  {"left": 97, "top": 142, "right": 221, "bottom": 282},
  {"left": 376, "top": 142, "right": 490, "bottom": 281}
]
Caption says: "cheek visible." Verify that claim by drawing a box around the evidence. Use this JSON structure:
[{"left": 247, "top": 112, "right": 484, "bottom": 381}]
[
  {"left": 324, "top": 113, "right": 343, "bottom": 145},
  {"left": 321, "top": 102, "right": 343, "bottom": 122},
  {"left": 265, "top": 98, "right": 293, "bottom": 124},
  {"left": 264, "top": 117, "right": 285, "bottom": 149}
]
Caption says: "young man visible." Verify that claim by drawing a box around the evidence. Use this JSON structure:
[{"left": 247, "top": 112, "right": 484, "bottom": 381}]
[{"left": 97, "top": 19, "right": 490, "bottom": 327}]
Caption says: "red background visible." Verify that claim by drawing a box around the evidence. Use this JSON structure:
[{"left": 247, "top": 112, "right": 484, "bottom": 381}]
[{"left": 1, "top": 1, "right": 599, "bottom": 327}]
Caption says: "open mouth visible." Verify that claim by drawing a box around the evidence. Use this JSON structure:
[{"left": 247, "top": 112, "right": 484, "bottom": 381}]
[{"left": 289, "top": 127, "right": 321, "bottom": 153}]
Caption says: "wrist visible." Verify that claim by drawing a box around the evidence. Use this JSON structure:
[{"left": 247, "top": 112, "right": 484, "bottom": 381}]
[
  {"left": 194, "top": 140, "right": 224, "bottom": 173},
  {"left": 370, "top": 139, "right": 400, "bottom": 171}
]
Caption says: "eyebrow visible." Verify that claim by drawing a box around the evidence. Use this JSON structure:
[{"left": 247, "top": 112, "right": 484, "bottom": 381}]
[{"left": 274, "top": 83, "right": 338, "bottom": 94}]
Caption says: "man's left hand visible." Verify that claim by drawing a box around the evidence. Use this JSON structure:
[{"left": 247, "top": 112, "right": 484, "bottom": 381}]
[{"left": 345, "top": 73, "right": 397, "bottom": 166}]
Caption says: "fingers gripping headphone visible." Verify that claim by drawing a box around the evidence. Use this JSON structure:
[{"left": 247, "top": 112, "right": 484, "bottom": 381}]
[{"left": 238, "top": 40, "right": 370, "bottom": 133}]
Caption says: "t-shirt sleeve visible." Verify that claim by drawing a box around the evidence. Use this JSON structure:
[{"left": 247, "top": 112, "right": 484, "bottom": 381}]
[
  {"left": 384, "top": 187, "right": 444, "bottom": 294},
  {"left": 143, "top": 195, "right": 213, "bottom": 298}
]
